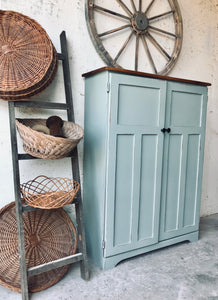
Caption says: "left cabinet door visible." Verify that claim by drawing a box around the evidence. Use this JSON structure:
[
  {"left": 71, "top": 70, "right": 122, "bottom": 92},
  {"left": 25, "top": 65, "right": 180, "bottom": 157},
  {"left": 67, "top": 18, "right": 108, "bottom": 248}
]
[{"left": 104, "top": 73, "right": 166, "bottom": 257}]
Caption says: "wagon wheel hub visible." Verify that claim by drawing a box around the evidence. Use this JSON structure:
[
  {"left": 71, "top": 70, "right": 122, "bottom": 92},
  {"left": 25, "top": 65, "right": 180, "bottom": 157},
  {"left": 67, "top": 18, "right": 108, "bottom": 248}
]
[{"left": 132, "top": 13, "right": 149, "bottom": 34}]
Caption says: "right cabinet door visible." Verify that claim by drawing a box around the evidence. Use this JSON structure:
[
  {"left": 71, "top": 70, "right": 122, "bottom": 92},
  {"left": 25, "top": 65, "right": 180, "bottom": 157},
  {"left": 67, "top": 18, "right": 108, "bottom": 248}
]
[{"left": 159, "top": 82, "right": 208, "bottom": 241}]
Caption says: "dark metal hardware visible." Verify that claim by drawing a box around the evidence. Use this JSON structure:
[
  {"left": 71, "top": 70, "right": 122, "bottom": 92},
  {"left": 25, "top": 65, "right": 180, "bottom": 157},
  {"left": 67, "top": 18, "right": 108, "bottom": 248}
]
[{"left": 161, "top": 128, "right": 171, "bottom": 133}]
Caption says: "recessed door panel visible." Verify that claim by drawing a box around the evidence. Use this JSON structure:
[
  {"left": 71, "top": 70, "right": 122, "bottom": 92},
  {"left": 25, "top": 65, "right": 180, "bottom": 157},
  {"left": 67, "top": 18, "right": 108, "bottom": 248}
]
[
  {"left": 183, "top": 134, "right": 201, "bottom": 227},
  {"left": 138, "top": 135, "right": 159, "bottom": 241},
  {"left": 117, "top": 84, "right": 161, "bottom": 126},
  {"left": 162, "top": 135, "right": 182, "bottom": 233},
  {"left": 113, "top": 134, "right": 134, "bottom": 247},
  {"left": 170, "top": 91, "right": 203, "bottom": 127}
]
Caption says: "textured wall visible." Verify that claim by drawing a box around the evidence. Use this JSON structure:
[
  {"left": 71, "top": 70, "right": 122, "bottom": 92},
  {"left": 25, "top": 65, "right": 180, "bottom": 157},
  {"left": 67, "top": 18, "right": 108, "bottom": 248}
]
[{"left": 0, "top": 0, "right": 217, "bottom": 216}]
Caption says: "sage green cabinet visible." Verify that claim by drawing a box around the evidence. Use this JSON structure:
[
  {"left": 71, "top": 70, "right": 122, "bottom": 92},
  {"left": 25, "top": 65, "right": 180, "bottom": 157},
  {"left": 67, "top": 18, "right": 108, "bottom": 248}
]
[{"left": 82, "top": 67, "right": 210, "bottom": 270}]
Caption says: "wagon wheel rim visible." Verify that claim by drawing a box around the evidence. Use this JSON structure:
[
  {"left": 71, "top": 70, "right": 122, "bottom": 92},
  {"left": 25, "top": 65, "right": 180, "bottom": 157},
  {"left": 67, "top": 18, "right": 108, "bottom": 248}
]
[{"left": 85, "top": 0, "right": 183, "bottom": 75}]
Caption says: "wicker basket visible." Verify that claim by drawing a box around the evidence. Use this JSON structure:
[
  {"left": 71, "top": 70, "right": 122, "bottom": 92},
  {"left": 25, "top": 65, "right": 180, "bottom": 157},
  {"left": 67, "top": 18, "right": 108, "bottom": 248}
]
[
  {"left": 16, "top": 118, "right": 84, "bottom": 159},
  {"left": 21, "top": 175, "right": 80, "bottom": 209},
  {"left": 0, "top": 201, "right": 77, "bottom": 293},
  {"left": 0, "top": 10, "right": 58, "bottom": 101}
]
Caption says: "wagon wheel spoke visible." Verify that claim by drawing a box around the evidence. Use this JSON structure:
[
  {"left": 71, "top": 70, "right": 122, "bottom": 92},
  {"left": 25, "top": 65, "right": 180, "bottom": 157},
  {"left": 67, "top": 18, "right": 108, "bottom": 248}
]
[
  {"left": 114, "top": 31, "right": 134, "bottom": 63},
  {"left": 139, "top": 0, "right": 142, "bottom": 11},
  {"left": 146, "top": 32, "right": 171, "bottom": 60},
  {"left": 148, "top": 10, "right": 175, "bottom": 22},
  {"left": 130, "top": 0, "right": 137, "bottom": 13},
  {"left": 145, "top": 0, "right": 155, "bottom": 14},
  {"left": 135, "top": 34, "right": 139, "bottom": 71},
  {"left": 99, "top": 24, "right": 131, "bottom": 38},
  {"left": 115, "top": 0, "right": 133, "bottom": 17},
  {"left": 148, "top": 25, "right": 178, "bottom": 38},
  {"left": 141, "top": 35, "right": 157, "bottom": 74},
  {"left": 93, "top": 4, "right": 130, "bottom": 21}
]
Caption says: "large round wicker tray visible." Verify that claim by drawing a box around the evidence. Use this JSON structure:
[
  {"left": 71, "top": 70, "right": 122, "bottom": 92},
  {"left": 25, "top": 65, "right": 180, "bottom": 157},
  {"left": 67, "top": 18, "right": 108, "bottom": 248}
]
[
  {"left": 0, "top": 10, "right": 58, "bottom": 101},
  {"left": 0, "top": 201, "right": 77, "bottom": 293}
]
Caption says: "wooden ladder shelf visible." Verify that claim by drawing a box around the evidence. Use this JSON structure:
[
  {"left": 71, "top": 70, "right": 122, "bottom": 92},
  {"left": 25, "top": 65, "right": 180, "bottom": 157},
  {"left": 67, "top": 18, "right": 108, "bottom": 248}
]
[{"left": 8, "top": 31, "right": 89, "bottom": 300}]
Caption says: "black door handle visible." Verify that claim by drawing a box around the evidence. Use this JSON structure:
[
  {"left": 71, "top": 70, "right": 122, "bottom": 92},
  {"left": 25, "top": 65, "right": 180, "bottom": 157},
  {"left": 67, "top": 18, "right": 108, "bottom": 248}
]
[{"left": 161, "top": 128, "right": 171, "bottom": 133}]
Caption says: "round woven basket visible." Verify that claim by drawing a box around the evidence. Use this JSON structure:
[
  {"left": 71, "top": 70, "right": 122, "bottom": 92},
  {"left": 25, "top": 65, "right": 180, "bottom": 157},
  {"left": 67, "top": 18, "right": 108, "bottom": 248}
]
[
  {"left": 16, "top": 118, "right": 84, "bottom": 159},
  {"left": 0, "top": 201, "right": 77, "bottom": 293},
  {"left": 0, "top": 10, "right": 58, "bottom": 101},
  {"left": 21, "top": 175, "right": 80, "bottom": 209}
]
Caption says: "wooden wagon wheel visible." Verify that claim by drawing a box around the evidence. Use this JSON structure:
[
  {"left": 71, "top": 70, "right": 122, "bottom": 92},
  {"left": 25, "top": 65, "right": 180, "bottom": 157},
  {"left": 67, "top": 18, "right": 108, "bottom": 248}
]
[{"left": 85, "top": 0, "right": 183, "bottom": 75}]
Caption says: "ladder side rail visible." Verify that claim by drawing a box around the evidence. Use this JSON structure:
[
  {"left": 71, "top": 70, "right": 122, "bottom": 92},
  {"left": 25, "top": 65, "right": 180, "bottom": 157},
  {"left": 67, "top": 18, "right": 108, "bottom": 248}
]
[
  {"left": 8, "top": 101, "right": 29, "bottom": 300},
  {"left": 60, "top": 31, "right": 89, "bottom": 280}
]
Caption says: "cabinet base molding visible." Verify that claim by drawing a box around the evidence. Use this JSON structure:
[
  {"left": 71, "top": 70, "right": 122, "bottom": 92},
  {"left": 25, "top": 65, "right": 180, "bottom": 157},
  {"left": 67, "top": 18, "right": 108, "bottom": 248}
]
[{"left": 100, "top": 231, "right": 199, "bottom": 270}]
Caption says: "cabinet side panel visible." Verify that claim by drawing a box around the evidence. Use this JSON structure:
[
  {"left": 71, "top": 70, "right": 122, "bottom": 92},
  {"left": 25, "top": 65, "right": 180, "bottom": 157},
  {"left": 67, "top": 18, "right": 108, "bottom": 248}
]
[{"left": 83, "top": 72, "right": 108, "bottom": 267}]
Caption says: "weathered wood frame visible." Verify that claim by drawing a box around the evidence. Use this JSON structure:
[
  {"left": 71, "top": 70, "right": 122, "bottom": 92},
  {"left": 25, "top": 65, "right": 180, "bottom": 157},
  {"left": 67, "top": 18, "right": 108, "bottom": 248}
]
[{"left": 8, "top": 31, "right": 89, "bottom": 300}]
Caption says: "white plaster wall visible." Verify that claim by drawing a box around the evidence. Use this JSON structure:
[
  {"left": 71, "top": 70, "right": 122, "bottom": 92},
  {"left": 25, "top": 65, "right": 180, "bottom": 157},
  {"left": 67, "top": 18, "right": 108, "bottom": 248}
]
[{"left": 0, "top": 0, "right": 217, "bottom": 216}]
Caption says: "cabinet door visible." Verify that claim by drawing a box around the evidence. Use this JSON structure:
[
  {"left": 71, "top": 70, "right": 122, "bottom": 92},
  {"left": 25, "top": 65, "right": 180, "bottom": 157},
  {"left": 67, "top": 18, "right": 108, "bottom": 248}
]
[
  {"left": 104, "top": 73, "right": 166, "bottom": 257},
  {"left": 159, "top": 82, "right": 208, "bottom": 241}
]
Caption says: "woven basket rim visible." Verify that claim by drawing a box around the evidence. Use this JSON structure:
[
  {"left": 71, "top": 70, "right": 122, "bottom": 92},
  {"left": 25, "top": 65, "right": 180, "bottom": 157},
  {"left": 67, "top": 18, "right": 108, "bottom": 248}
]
[
  {"left": 16, "top": 118, "right": 84, "bottom": 142},
  {"left": 21, "top": 175, "right": 80, "bottom": 209},
  {"left": 0, "top": 10, "right": 58, "bottom": 101},
  {"left": 0, "top": 47, "right": 58, "bottom": 100},
  {"left": 0, "top": 10, "right": 54, "bottom": 90},
  {"left": 15, "top": 118, "right": 84, "bottom": 142}
]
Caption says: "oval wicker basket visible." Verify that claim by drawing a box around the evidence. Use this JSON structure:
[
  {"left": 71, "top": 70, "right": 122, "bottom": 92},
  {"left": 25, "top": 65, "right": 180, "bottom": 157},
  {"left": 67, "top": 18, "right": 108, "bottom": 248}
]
[
  {"left": 0, "top": 10, "right": 58, "bottom": 101},
  {"left": 16, "top": 118, "right": 84, "bottom": 159},
  {"left": 0, "top": 201, "right": 77, "bottom": 293},
  {"left": 21, "top": 175, "right": 80, "bottom": 209}
]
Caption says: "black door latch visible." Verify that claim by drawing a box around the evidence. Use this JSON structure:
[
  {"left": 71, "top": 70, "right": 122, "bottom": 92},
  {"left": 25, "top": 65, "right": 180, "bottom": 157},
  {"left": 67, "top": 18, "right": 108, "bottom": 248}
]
[{"left": 161, "top": 128, "right": 171, "bottom": 133}]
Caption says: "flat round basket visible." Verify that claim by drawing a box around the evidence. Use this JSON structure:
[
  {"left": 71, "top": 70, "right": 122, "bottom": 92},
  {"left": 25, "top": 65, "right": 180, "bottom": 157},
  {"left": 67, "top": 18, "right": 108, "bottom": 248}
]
[
  {"left": 0, "top": 10, "right": 58, "bottom": 101},
  {"left": 16, "top": 118, "right": 84, "bottom": 159},
  {"left": 21, "top": 175, "right": 80, "bottom": 209},
  {"left": 0, "top": 201, "right": 77, "bottom": 293}
]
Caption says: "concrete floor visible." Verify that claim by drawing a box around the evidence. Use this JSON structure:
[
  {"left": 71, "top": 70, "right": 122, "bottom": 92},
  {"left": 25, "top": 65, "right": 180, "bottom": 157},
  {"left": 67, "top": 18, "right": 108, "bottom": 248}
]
[{"left": 1, "top": 214, "right": 218, "bottom": 300}]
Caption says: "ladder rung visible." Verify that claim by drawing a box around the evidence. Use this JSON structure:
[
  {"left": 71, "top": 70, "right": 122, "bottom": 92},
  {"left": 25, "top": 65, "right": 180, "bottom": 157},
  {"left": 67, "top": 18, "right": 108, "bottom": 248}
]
[
  {"left": 22, "top": 200, "right": 77, "bottom": 212},
  {"left": 18, "top": 152, "right": 77, "bottom": 160},
  {"left": 22, "top": 205, "right": 39, "bottom": 212},
  {"left": 18, "top": 153, "right": 39, "bottom": 160},
  {"left": 58, "top": 53, "right": 65, "bottom": 60},
  {"left": 14, "top": 101, "right": 68, "bottom": 110},
  {"left": 28, "top": 253, "right": 83, "bottom": 277}
]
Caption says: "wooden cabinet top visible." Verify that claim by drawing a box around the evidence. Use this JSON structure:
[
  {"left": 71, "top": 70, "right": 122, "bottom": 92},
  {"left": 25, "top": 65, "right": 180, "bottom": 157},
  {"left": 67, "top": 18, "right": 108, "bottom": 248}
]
[{"left": 82, "top": 67, "right": 211, "bottom": 87}]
